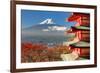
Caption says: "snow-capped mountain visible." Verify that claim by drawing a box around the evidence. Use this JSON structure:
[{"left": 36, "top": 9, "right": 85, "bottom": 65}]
[
  {"left": 24, "top": 18, "right": 67, "bottom": 31},
  {"left": 22, "top": 18, "right": 67, "bottom": 36}
]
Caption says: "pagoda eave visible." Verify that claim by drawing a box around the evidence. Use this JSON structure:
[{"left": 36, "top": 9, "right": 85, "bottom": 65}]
[
  {"left": 69, "top": 41, "right": 90, "bottom": 48},
  {"left": 71, "top": 26, "right": 90, "bottom": 31}
]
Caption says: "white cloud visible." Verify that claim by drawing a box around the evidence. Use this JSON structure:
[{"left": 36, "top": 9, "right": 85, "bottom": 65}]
[
  {"left": 42, "top": 29, "right": 49, "bottom": 31},
  {"left": 48, "top": 26, "right": 67, "bottom": 31},
  {"left": 42, "top": 26, "right": 67, "bottom": 32}
]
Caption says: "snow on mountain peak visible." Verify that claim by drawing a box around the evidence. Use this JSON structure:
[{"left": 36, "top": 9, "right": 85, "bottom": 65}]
[{"left": 39, "top": 18, "right": 55, "bottom": 24}]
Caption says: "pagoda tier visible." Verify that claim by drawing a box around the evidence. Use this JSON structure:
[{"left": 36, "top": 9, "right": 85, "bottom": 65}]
[
  {"left": 67, "top": 13, "right": 90, "bottom": 21},
  {"left": 69, "top": 41, "right": 90, "bottom": 59},
  {"left": 67, "top": 13, "right": 90, "bottom": 27},
  {"left": 67, "top": 26, "right": 90, "bottom": 42}
]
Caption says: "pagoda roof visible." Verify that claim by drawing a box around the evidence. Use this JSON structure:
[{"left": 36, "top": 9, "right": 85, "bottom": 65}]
[
  {"left": 67, "top": 15, "right": 81, "bottom": 21},
  {"left": 67, "top": 13, "right": 90, "bottom": 22},
  {"left": 71, "top": 26, "right": 90, "bottom": 31},
  {"left": 69, "top": 41, "right": 90, "bottom": 48}
]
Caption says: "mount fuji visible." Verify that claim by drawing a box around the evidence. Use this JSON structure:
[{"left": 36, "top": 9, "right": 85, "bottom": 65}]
[
  {"left": 22, "top": 18, "right": 75, "bottom": 43},
  {"left": 22, "top": 18, "right": 67, "bottom": 36}
]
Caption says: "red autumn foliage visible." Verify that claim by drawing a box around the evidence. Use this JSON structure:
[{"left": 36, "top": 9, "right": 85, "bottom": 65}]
[{"left": 21, "top": 43, "right": 71, "bottom": 63}]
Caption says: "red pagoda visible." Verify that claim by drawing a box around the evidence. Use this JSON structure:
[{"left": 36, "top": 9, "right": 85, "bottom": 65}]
[{"left": 67, "top": 13, "right": 90, "bottom": 59}]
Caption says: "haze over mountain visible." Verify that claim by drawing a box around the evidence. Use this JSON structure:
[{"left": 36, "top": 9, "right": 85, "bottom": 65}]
[{"left": 22, "top": 18, "right": 75, "bottom": 44}]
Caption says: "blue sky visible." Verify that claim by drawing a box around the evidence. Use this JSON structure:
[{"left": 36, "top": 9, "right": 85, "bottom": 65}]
[{"left": 21, "top": 10, "right": 76, "bottom": 28}]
